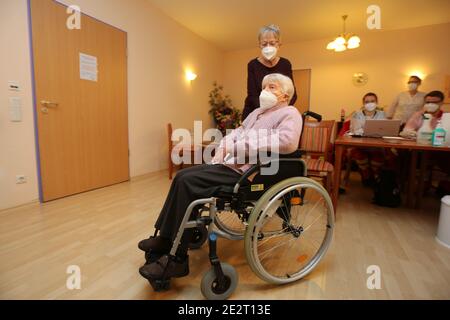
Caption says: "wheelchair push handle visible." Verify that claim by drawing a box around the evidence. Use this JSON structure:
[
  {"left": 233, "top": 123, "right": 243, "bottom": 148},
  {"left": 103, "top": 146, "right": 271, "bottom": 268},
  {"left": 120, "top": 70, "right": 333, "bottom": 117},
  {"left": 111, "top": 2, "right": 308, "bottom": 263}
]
[{"left": 302, "top": 111, "right": 322, "bottom": 122}]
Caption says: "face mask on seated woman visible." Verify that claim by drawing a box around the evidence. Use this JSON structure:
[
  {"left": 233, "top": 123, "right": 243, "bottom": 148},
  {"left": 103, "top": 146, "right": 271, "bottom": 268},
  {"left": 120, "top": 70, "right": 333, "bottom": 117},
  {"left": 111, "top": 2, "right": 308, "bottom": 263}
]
[
  {"left": 259, "top": 90, "right": 278, "bottom": 109},
  {"left": 364, "top": 102, "right": 377, "bottom": 112},
  {"left": 259, "top": 90, "right": 287, "bottom": 110}
]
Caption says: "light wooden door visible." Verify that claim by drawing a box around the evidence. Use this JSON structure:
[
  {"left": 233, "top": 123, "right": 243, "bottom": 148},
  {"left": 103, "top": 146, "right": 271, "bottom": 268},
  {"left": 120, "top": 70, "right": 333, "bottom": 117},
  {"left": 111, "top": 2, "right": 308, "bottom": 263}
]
[
  {"left": 293, "top": 69, "right": 311, "bottom": 114},
  {"left": 30, "top": 0, "right": 129, "bottom": 202}
]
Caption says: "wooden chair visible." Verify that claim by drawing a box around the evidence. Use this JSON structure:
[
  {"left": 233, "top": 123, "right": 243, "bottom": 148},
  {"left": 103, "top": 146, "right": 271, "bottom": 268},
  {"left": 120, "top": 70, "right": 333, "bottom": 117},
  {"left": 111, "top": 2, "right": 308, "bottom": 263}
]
[
  {"left": 167, "top": 123, "right": 202, "bottom": 179},
  {"left": 338, "top": 119, "right": 353, "bottom": 189},
  {"left": 300, "top": 120, "right": 336, "bottom": 193},
  {"left": 167, "top": 123, "right": 176, "bottom": 179}
]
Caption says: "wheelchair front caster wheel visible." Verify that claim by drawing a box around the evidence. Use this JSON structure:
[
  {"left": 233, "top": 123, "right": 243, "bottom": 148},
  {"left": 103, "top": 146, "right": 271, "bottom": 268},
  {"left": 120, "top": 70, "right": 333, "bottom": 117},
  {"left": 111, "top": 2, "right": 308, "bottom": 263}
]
[
  {"left": 200, "top": 263, "right": 238, "bottom": 300},
  {"left": 188, "top": 226, "right": 208, "bottom": 250}
]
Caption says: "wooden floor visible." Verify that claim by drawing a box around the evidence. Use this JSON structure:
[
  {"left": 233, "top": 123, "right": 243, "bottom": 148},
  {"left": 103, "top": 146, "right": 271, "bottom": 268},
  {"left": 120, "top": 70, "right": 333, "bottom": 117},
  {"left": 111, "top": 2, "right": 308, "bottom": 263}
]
[{"left": 1, "top": 170, "right": 449, "bottom": 300}]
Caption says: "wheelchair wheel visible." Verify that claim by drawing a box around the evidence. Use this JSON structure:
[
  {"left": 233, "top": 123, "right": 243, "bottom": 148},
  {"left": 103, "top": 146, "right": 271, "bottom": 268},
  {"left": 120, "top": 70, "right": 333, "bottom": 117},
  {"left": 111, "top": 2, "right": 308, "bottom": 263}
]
[
  {"left": 200, "top": 263, "right": 238, "bottom": 300},
  {"left": 214, "top": 208, "right": 251, "bottom": 239},
  {"left": 244, "top": 177, "right": 334, "bottom": 285},
  {"left": 188, "top": 226, "right": 208, "bottom": 250}
]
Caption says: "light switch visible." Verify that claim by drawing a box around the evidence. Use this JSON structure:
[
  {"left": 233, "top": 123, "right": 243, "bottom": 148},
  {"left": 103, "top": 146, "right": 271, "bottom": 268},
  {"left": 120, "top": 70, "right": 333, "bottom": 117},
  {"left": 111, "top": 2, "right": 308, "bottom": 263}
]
[{"left": 9, "top": 97, "right": 22, "bottom": 122}]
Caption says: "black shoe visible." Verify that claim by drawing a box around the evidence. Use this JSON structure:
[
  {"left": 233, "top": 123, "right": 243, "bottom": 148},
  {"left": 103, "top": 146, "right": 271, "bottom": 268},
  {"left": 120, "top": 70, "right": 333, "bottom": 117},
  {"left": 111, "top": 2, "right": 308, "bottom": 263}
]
[
  {"left": 362, "top": 177, "right": 376, "bottom": 188},
  {"left": 145, "top": 251, "right": 164, "bottom": 265},
  {"left": 139, "top": 255, "right": 189, "bottom": 280},
  {"left": 138, "top": 236, "right": 171, "bottom": 253}
]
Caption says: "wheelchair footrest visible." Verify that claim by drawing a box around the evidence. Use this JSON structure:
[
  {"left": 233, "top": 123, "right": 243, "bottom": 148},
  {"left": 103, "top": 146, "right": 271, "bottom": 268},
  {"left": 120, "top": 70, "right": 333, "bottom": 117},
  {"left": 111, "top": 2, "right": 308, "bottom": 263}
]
[
  {"left": 148, "top": 278, "right": 171, "bottom": 292},
  {"left": 197, "top": 216, "right": 213, "bottom": 226},
  {"left": 144, "top": 251, "right": 162, "bottom": 265}
]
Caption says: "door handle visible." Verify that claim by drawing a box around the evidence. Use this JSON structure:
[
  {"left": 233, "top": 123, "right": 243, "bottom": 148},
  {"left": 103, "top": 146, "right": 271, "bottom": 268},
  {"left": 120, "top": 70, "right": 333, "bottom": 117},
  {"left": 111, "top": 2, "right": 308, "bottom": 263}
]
[{"left": 40, "top": 100, "right": 59, "bottom": 108}]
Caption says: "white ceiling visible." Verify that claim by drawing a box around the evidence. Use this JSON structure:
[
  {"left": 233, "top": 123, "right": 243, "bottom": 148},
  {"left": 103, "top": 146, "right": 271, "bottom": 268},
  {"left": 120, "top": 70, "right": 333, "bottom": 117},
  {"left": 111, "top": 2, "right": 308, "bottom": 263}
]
[{"left": 148, "top": 0, "right": 450, "bottom": 51}]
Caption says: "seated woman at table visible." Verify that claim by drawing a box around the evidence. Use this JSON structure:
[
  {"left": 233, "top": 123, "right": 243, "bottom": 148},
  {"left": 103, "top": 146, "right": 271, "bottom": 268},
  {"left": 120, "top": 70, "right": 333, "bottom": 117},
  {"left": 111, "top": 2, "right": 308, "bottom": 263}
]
[
  {"left": 349, "top": 93, "right": 387, "bottom": 186},
  {"left": 400, "top": 90, "right": 445, "bottom": 139}
]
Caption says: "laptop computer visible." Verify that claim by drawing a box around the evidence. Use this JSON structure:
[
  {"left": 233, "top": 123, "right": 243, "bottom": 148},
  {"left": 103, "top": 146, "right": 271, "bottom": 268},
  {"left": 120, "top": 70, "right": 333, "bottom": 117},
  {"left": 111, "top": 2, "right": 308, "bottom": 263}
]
[{"left": 354, "top": 119, "right": 402, "bottom": 138}]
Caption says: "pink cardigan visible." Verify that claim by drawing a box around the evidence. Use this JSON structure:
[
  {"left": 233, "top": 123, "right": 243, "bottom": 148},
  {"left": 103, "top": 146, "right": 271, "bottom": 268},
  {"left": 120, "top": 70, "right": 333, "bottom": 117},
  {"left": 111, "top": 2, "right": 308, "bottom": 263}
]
[{"left": 213, "top": 104, "right": 303, "bottom": 173}]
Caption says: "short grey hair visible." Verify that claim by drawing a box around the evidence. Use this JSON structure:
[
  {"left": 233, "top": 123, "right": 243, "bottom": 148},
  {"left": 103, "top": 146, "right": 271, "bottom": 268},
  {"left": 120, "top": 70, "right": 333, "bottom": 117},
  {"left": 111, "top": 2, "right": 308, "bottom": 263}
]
[
  {"left": 258, "top": 24, "right": 281, "bottom": 42},
  {"left": 262, "top": 73, "right": 294, "bottom": 101}
]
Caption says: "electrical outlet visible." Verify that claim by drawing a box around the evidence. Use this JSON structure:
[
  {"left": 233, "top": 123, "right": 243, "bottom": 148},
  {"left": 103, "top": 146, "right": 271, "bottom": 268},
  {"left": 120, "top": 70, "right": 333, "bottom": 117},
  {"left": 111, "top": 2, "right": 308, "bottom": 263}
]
[{"left": 16, "top": 175, "right": 27, "bottom": 184}]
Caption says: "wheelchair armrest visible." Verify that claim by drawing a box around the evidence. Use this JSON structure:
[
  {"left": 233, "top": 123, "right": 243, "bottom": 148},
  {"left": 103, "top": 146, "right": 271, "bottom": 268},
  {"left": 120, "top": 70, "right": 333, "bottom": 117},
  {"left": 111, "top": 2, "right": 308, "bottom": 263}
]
[
  {"left": 232, "top": 150, "right": 305, "bottom": 194},
  {"left": 279, "top": 149, "right": 304, "bottom": 159}
]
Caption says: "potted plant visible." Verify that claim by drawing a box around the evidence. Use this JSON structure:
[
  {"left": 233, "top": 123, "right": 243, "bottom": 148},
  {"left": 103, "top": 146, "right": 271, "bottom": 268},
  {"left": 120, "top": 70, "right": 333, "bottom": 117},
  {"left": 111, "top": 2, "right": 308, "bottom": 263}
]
[{"left": 208, "top": 82, "right": 242, "bottom": 135}]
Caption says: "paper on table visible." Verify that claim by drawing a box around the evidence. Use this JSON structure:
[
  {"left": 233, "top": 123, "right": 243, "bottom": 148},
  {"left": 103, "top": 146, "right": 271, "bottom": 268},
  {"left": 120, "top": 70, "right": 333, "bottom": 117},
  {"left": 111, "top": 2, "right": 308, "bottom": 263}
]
[{"left": 382, "top": 136, "right": 406, "bottom": 140}]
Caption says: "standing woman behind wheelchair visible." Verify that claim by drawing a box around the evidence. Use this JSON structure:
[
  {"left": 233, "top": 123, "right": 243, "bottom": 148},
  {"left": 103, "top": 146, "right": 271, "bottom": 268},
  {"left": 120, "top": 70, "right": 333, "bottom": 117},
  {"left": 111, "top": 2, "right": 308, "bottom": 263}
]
[{"left": 242, "top": 24, "right": 297, "bottom": 121}]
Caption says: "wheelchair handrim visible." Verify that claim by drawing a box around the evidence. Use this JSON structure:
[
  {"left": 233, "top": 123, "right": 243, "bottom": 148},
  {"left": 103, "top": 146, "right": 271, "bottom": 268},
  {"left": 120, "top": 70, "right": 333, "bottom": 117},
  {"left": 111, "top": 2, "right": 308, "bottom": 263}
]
[{"left": 214, "top": 209, "right": 248, "bottom": 239}]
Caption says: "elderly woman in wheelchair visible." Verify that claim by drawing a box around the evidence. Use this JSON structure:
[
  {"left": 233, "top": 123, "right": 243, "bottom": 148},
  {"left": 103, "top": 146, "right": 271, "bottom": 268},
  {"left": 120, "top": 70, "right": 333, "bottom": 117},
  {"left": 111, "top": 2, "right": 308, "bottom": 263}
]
[{"left": 138, "top": 73, "right": 335, "bottom": 300}]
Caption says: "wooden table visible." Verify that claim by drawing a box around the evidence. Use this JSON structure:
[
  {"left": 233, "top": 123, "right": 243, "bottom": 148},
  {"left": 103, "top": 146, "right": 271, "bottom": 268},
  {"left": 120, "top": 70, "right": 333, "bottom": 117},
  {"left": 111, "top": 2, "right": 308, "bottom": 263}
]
[{"left": 333, "top": 136, "right": 450, "bottom": 211}]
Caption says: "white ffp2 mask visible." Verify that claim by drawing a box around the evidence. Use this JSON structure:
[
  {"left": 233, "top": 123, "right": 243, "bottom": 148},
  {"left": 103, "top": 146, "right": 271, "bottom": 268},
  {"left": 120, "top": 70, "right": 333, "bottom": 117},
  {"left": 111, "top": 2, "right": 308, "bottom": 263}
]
[
  {"left": 259, "top": 90, "right": 278, "bottom": 110},
  {"left": 364, "top": 102, "right": 377, "bottom": 112},
  {"left": 408, "top": 83, "right": 418, "bottom": 91},
  {"left": 261, "top": 46, "right": 277, "bottom": 61},
  {"left": 424, "top": 103, "right": 439, "bottom": 113}
]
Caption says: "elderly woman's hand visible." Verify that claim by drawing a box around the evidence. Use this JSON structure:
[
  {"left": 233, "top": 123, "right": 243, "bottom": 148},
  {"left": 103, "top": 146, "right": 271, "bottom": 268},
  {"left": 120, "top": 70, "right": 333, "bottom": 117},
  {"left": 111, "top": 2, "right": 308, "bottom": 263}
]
[{"left": 211, "top": 147, "right": 227, "bottom": 164}]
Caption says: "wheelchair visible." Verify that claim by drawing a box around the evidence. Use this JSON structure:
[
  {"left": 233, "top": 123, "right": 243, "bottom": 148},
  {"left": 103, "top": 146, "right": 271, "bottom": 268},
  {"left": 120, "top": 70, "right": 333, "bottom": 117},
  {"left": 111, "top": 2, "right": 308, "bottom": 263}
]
[{"left": 145, "top": 112, "right": 335, "bottom": 300}]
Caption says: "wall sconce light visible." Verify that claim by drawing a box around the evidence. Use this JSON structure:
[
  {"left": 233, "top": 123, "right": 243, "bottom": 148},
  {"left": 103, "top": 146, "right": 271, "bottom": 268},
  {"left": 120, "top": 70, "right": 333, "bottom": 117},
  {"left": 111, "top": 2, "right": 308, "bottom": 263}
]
[
  {"left": 186, "top": 70, "right": 197, "bottom": 82},
  {"left": 408, "top": 70, "right": 426, "bottom": 80}
]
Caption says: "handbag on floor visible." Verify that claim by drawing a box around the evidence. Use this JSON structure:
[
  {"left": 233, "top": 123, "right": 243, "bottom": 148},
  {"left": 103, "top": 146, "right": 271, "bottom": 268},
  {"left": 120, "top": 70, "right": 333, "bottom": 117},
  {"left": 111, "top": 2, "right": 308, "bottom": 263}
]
[{"left": 373, "top": 169, "right": 401, "bottom": 208}]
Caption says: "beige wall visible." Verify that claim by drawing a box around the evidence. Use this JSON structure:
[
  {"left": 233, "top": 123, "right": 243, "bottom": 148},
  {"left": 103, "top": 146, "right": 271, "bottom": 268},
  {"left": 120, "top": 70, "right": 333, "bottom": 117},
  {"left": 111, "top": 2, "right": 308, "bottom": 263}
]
[
  {"left": 2, "top": 0, "right": 449, "bottom": 211},
  {"left": 0, "top": 0, "right": 223, "bottom": 210},
  {"left": 223, "top": 23, "right": 450, "bottom": 120}
]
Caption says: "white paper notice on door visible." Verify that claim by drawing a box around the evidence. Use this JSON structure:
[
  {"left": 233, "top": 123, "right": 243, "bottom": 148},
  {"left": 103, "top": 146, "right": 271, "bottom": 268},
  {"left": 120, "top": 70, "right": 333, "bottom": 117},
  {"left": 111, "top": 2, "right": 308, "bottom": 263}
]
[{"left": 80, "top": 53, "right": 98, "bottom": 82}]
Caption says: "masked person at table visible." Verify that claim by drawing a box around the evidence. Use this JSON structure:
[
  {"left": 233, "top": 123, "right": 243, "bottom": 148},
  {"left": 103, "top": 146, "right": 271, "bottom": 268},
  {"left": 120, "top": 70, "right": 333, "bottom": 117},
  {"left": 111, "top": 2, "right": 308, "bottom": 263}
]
[
  {"left": 349, "top": 93, "right": 390, "bottom": 186},
  {"left": 400, "top": 90, "right": 450, "bottom": 188},
  {"left": 400, "top": 90, "right": 445, "bottom": 139}
]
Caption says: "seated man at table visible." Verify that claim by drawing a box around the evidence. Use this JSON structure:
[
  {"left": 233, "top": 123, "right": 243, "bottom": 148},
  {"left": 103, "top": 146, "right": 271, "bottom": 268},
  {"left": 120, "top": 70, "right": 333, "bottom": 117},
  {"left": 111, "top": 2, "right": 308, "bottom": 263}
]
[
  {"left": 400, "top": 90, "right": 450, "bottom": 187},
  {"left": 349, "top": 92, "right": 390, "bottom": 186},
  {"left": 138, "top": 73, "right": 302, "bottom": 281},
  {"left": 400, "top": 90, "right": 445, "bottom": 139}
]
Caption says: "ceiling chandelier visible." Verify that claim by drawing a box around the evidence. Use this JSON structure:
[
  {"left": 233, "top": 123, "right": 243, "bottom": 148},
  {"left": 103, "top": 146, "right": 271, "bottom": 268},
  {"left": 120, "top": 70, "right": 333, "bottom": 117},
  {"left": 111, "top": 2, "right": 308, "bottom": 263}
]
[{"left": 326, "top": 15, "right": 361, "bottom": 52}]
